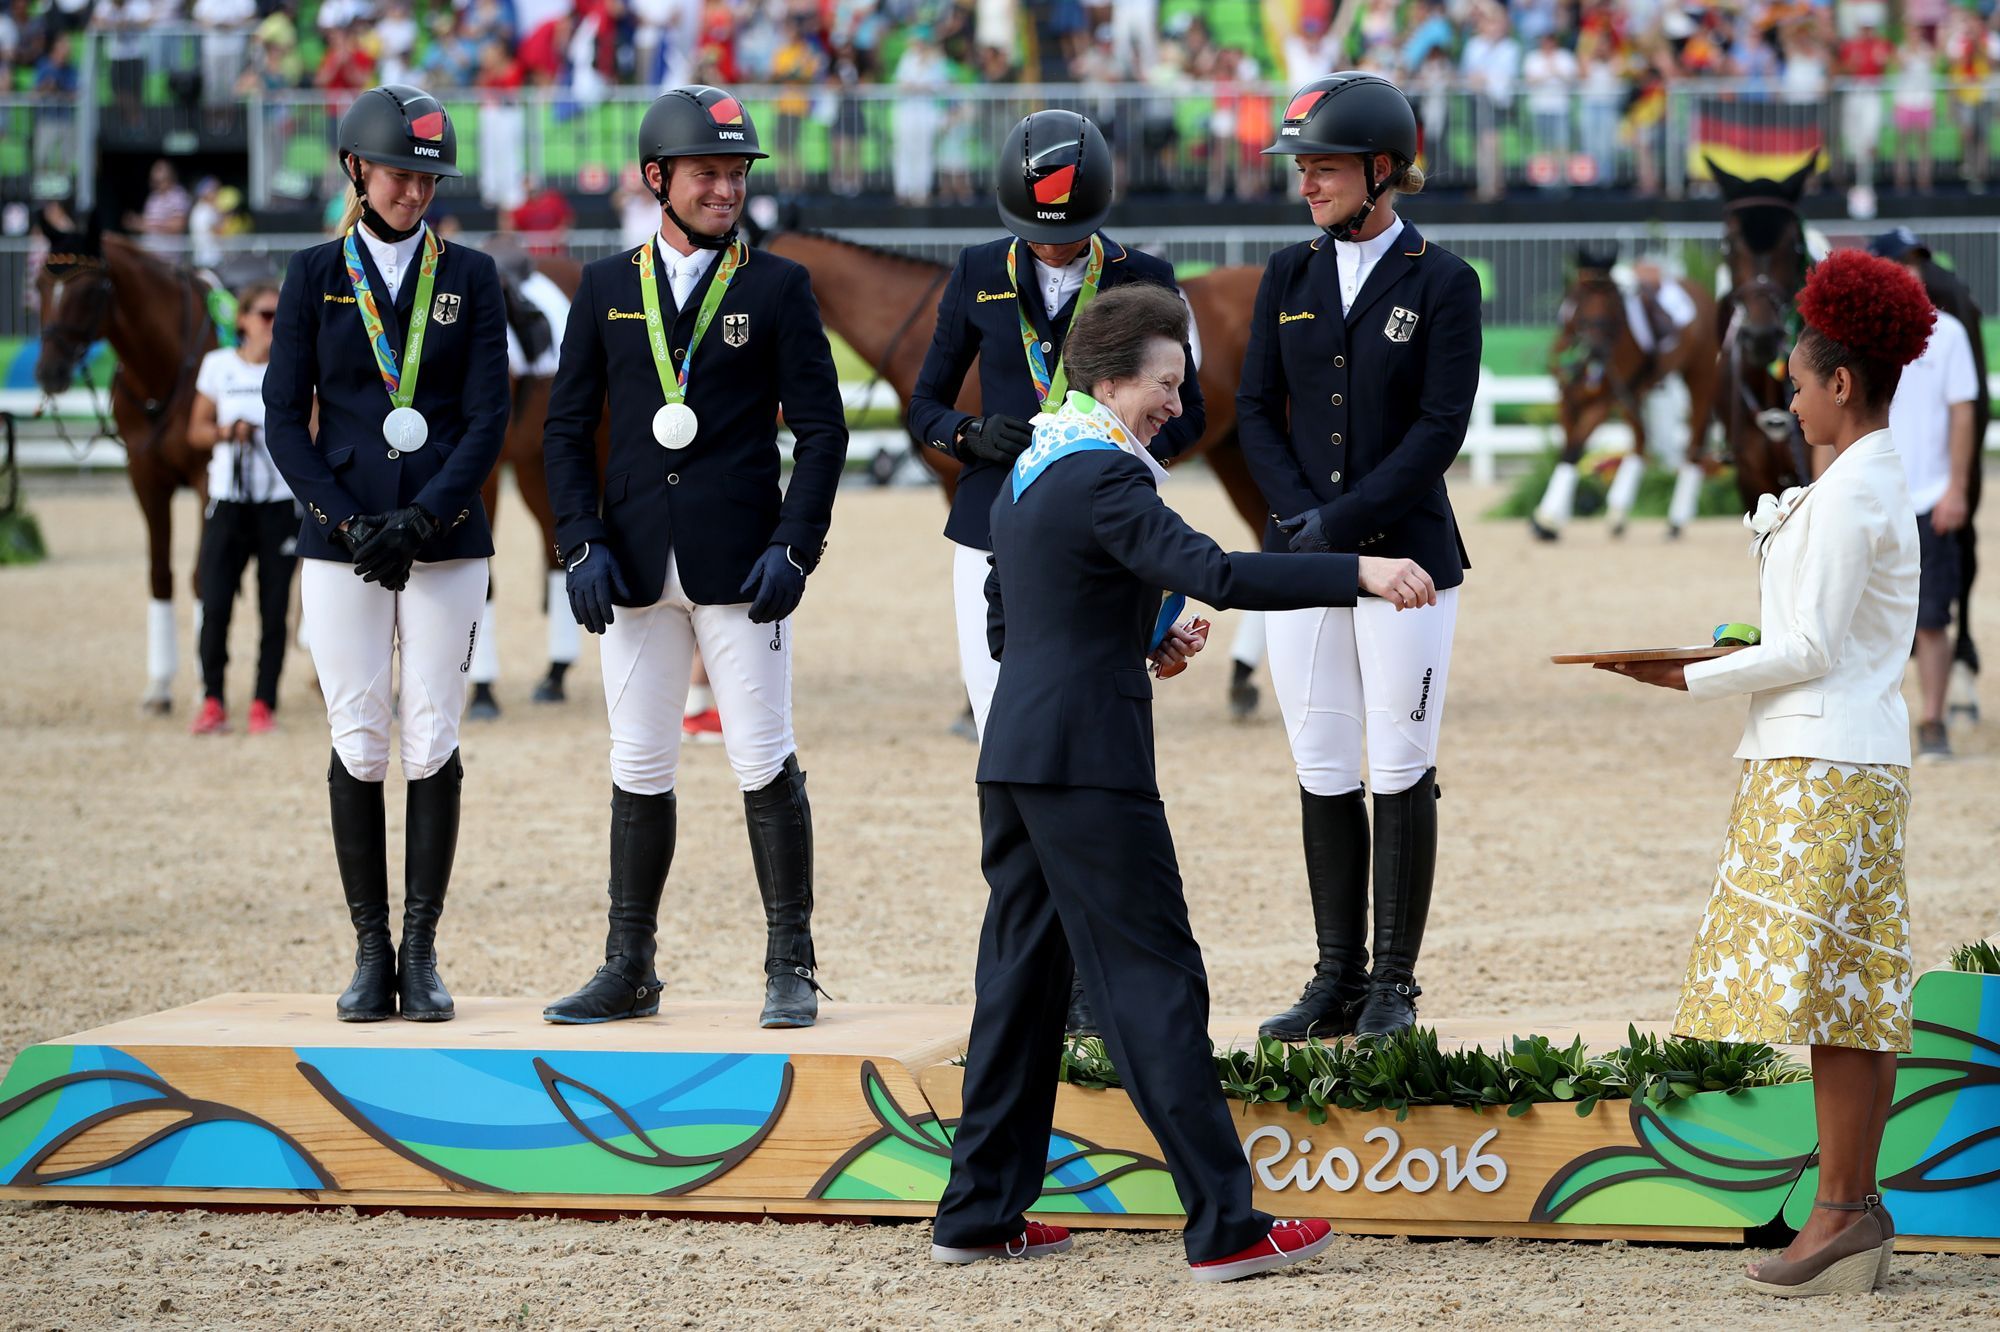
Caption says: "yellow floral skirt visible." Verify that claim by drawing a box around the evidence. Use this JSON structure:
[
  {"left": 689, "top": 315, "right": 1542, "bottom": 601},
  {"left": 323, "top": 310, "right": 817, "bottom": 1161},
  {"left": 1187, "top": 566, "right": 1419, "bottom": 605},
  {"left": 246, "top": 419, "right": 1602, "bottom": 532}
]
[{"left": 1673, "top": 758, "right": 1913, "bottom": 1052}]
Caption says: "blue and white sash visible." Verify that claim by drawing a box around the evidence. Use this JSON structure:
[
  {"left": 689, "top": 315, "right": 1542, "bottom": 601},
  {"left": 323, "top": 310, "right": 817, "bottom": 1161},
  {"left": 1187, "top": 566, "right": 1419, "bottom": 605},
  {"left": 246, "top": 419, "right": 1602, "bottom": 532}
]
[{"left": 1011, "top": 391, "right": 1185, "bottom": 650}]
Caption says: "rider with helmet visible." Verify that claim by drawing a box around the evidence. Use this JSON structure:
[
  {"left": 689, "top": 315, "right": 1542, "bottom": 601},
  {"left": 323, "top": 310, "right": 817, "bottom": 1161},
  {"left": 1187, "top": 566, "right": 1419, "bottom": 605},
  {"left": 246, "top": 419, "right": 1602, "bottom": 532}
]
[
  {"left": 906, "top": 108, "right": 1205, "bottom": 1038},
  {"left": 908, "top": 109, "right": 1207, "bottom": 744},
  {"left": 539, "top": 86, "right": 849, "bottom": 1030},
  {"left": 1239, "top": 73, "right": 1481, "bottom": 1042},
  {"left": 264, "top": 84, "right": 510, "bottom": 1024}
]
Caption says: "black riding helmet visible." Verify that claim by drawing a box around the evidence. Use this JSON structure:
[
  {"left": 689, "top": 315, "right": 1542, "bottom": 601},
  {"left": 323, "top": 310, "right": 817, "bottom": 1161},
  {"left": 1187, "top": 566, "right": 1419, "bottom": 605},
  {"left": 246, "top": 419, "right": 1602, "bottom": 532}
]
[
  {"left": 1265, "top": 72, "right": 1419, "bottom": 241},
  {"left": 638, "top": 85, "right": 767, "bottom": 250},
  {"left": 338, "top": 84, "right": 462, "bottom": 179},
  {"left": 995, "top": 110, "right": 1112, "bottom": 245},
  {"left": 337, "top": 84, "right": 459, "bottom": 241}
]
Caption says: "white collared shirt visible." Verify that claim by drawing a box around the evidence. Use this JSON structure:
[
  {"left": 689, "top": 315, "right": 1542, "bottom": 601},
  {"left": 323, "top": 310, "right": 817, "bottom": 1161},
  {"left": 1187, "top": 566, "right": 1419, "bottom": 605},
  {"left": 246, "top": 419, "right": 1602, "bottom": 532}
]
[
  {"left": 656, "top": 233, "right": 717, "bottom": 309},
  {"left": 358, "top": 222, "right": 426, "bottom": 304},
  {"left": 1333, "top": 214, "right": 1406, "bottom": 315},
  {"left": 1032, "top": 252, "right": 1087, "bottom": 321}
]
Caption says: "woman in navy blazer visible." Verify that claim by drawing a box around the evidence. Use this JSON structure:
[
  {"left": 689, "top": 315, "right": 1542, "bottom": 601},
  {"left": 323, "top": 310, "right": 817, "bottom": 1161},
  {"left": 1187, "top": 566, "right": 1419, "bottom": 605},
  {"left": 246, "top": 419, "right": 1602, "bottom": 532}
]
[
  {"left": 264, "top": 84, "right": 508, "bottom": 1026},
  {"left": 1239, "top": 74, "right": 1481, "bottom": 1042}
]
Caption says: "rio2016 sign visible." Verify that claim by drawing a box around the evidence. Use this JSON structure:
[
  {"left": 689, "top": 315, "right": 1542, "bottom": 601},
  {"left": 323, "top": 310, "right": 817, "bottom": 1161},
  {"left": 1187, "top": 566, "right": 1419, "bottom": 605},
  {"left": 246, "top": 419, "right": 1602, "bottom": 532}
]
[{"left": 1243, "top": 1124, "right": 1508, "bottom": 1195}]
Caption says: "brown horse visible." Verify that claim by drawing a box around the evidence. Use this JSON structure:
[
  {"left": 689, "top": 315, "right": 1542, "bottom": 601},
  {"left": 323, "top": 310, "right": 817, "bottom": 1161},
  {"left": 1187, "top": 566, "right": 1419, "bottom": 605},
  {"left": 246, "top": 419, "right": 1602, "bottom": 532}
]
[
  {"left": 1539, "top": 258, "right": 1718, "bottom": 537},
  {"left": 763, "top": 230, "right": 1272, "bottom": 536},
  {"left": 1711, "top": 157, "right": 1817, "bottom": 510},
  {"left": 764, "top": 229, "right": 1273, "bottom": 715},
  {"left": 34, "top": 214, "right": 215, "bottom": 713}
]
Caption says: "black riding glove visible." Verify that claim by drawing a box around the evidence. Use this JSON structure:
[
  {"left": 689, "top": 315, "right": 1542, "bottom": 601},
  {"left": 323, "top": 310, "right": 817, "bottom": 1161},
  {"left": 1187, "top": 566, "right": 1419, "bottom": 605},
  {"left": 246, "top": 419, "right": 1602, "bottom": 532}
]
[
  {"left": 565, "top": 543, "right": 630, "bottom": 635},
  {"left": 1276, "top": 509, "right": 1331, "bottom": 554},
  {"left": 959, "top": 414, "right": 1034, "bottom": 464},
  {"left": 739, "top": 543, "right": 806, "bottom": 624},
  {"left": 335, "top": 515, "right": 383, "bottom": 560},
  {"left": 352, "top": 505, "right": 437, "bottom": 591}
]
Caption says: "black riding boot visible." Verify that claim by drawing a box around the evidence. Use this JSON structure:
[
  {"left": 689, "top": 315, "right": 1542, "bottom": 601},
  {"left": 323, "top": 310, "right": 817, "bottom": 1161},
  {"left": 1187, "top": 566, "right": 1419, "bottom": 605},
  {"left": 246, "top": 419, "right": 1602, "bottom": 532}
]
[
  {"left": 398, "top": 750, "right": 462, "bottom": 1021},
  {"left": 1260, "top": 786, "right": 1371, "bottom": 1042},
  {"left": 1065, "top": 973, "right": 1097, "bottom": 1037},
  {"left": 744, "top": 754, "right": 826, "bottom": 1029},
  {"left": 330, "top": 751, "right": 396, "bottom": 1021},
  {"left": 1353, "top": 770, "right": 1439, "bottom": 1038},
  {"left": 544, "top": 787, "right": 676, "bottom": 1023}
]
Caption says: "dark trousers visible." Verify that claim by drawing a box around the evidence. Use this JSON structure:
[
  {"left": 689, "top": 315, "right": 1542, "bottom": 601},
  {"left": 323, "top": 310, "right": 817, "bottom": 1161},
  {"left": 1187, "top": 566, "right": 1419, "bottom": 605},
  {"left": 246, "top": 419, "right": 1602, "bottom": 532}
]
[
  {"left": 934, "top": 781, "right": 1270, "bottom": 1263},
  {"left": 197, "top": 499, "right": 298, "bottom": 706}
]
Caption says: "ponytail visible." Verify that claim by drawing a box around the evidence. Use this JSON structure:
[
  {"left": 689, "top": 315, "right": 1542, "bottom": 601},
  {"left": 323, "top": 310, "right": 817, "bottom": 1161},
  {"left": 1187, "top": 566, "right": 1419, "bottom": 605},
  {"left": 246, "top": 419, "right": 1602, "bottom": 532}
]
[{"left": 336, "top": 155, "right": 364, "bottom": 234}]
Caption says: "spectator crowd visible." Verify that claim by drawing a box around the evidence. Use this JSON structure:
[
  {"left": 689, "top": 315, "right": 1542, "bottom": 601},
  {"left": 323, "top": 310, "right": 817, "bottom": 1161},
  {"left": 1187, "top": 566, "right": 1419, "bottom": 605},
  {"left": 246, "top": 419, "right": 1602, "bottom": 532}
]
[{"left": 5, "top": 1, "right": 2000, "bottom": 204}]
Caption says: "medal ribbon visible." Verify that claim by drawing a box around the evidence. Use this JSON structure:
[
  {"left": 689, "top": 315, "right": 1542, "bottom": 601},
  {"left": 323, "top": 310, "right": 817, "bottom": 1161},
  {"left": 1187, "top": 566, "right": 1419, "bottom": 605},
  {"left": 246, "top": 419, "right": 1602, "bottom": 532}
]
[
  {"left": 1006, "top": 234, "right": 1105, "bottom": 412},
  {"left": 635, "top": 238, "right": 747, "bottom": 408},
  {"left": 343, "top": 226, "right": 442, "bottom": 410}
]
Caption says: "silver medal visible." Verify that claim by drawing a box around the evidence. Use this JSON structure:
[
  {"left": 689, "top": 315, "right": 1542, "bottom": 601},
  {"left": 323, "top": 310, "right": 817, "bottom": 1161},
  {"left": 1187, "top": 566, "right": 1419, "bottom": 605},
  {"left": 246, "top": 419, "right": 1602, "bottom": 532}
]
[
  {"left": 654, "top": 402, "right": 698, "bottom": 450},
  {"left": 383, "top": 406, "right": 429, "bottom": 453}
]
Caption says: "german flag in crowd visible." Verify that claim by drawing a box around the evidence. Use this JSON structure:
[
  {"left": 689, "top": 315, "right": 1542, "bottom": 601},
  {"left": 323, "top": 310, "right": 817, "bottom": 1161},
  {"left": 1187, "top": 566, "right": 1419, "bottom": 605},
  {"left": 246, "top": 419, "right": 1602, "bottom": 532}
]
[{"left": 1686, "top": 96, "right": 1822, "bottom": 182}]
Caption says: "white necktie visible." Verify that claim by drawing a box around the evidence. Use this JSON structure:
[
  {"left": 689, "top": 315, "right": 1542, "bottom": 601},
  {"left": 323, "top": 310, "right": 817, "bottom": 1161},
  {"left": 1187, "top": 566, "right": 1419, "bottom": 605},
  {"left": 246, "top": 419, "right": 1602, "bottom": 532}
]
[{"left": 672, "top": 259, "right": 701, "bottom": 310}]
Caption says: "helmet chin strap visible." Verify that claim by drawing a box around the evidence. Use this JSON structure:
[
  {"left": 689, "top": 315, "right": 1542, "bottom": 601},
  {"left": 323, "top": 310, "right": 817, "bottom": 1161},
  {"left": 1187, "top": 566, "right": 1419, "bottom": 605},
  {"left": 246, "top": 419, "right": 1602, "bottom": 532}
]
[
  {"left": 350, "top": 164, "right": 423, "bottom": 242},
  {"left": 1320, "top": 155, "right": 1390, "bottom": 244},
  {"left": 650, "top": 159, "right": 738, "bottom": 252}
]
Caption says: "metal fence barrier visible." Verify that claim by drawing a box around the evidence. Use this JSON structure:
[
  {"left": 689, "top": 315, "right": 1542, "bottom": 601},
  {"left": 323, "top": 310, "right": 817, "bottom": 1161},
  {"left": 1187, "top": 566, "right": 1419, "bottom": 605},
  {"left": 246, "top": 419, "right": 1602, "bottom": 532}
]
[{"left": 6, "top": 36, "right": 1997, "bottom": 208}]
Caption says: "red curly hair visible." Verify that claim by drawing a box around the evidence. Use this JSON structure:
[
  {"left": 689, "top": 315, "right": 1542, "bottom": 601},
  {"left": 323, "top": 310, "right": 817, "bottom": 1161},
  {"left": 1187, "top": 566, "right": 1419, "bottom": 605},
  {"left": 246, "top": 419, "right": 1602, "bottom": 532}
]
[{"left": 1792, "top": 249, "right": 1936, "bottom": 408}]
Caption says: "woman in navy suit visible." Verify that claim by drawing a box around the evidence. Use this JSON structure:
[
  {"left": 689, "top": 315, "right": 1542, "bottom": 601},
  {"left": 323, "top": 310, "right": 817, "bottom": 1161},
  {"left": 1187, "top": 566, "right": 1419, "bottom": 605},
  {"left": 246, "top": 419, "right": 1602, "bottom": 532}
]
[
  {"left": 264, "top": 84, "right": 509, "bottom": 1024},
  {"left": 1239, "top": 73, "right": 1482, "bottom": 1040}
]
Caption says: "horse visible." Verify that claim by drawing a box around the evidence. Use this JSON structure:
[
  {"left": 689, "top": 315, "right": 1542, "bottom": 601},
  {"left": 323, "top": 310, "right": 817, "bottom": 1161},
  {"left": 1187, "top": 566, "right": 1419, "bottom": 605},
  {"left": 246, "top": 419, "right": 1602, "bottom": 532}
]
[
  {"left": 1711, "top": 157, "right": 1818, "bottom": 511},
  {"left": 34, "top": 213, "right": 216, "bottom": 714},
  {"left": 1537, "top": 255, "right": 1719, "bottom": 538},
  {"left": 763, "top": 228, "right": 1273, "bottom": 715}
]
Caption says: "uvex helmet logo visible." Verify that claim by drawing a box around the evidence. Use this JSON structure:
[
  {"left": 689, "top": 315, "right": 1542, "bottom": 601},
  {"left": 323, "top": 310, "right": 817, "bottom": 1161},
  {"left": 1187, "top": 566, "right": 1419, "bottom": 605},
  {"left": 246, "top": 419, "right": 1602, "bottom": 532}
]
[
  {"left": 1285, "top": 90, "right": 1329, "bottom": 123},
  {"left": 707, "top": 96, "right": 745, "bottom": 126},
  {"left": 409, "top": 109, "right": 446, "bottom": 141}
]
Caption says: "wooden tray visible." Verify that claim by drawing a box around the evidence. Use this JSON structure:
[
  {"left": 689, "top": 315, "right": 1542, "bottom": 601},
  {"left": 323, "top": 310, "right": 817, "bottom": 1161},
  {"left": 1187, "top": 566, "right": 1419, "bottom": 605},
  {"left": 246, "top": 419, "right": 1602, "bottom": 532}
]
[{"left": 1550, "top": 645, "right": 1746, "bottom": 666}]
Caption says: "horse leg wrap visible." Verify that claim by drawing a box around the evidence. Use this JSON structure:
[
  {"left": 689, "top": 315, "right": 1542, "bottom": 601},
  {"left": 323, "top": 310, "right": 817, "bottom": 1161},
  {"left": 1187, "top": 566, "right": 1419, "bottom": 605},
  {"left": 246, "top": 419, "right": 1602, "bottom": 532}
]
[{"left": 147, "top": 598, "right": 177, "bottom": 701}]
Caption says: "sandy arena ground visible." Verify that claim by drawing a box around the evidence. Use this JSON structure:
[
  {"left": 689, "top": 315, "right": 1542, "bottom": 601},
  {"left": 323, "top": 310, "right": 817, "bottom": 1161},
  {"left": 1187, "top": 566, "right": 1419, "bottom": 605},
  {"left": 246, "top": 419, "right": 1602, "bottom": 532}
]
[{"left": 1, "top": 467, "right": 1994, "bottom": 1329}]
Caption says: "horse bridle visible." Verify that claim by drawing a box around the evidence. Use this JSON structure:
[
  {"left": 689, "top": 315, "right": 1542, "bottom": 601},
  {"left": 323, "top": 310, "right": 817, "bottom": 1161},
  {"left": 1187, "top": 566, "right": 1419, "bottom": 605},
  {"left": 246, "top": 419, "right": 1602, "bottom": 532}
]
[
  {"left": 1720, "top": 211, "right": 1810, "bottom": 466},
  {"left": 39, "top": 255, "right": 210, "bottom": 461},
  {"left": 1557, "top": 277, "right": 1644, "bottom": 420},
  {"left": 38, "top": 261, "right": 119, "bottom": 458}
]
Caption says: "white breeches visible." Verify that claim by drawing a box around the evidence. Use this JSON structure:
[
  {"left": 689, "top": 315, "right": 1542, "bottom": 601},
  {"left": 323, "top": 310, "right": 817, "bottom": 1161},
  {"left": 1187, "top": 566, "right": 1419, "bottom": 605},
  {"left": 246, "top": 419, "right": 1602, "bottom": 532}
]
[
  {"left": 599, "top": 552, "right": 795, "bottom": 795},
  {"left": 952, "top": 541, "right": 1001, "bottom": 740},
  {"left": 301, "top": 557, "right": 488, "bottom": 782},
  {"left": 1267, "top": 587, "right": 1460, "bottom": 797}
]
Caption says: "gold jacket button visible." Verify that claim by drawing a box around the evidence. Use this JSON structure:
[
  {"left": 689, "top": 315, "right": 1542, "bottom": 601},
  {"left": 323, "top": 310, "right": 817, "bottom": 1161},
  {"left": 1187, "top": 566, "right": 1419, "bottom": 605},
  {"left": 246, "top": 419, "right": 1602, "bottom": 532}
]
[
  {"left": 387, "top": 448, "right": 400, "bottom": 460},
  {"left": 1330, "top": 433, "right": 1342, "bottom": 445},
  {"left": 1330, "top": 393, "right": 1343, "bottom": 406},
  {"left": 1333, "top": 355, "right": 1346, "bottom": 368},
  {"left": 667, "top": 473, "right": 680, "bottom": 485},
  {"left": 1330, "top": 470, "right": 1342, "bottom": 483}
]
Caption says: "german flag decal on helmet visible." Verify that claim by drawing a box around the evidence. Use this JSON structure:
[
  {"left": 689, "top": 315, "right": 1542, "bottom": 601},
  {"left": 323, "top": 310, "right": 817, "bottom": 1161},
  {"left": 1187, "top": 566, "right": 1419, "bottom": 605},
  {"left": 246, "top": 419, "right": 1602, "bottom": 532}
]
[
  {"left": 1031, "top": 164, "right": 1076, "bottom": 206},
  {"left": 1285, "top": 89, "right": 1330, "bottom": 123},
  {"left": 408, "top": 109, "right": 446, "bottom": 141},
  {"left": 707, "top": 95, "right": 745, "bottom": 126}
]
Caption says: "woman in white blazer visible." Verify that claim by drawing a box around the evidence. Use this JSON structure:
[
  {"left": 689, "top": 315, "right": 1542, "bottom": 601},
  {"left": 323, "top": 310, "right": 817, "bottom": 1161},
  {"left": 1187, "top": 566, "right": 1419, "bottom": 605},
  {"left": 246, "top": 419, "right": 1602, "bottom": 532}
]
[{"left": 1604, "top": 250, "right": 1936, "bottom": 1298}]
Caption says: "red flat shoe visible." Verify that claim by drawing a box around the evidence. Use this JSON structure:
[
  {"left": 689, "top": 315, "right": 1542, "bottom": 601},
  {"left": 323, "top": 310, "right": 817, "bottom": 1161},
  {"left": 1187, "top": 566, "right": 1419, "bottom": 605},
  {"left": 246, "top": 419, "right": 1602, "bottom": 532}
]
[
  {"left": 1189, "top": 1218, "right": 1334, "bottom": 1283},
  {"left": 931, "top": 1219, "right": 1073, "bottom": 1265}
]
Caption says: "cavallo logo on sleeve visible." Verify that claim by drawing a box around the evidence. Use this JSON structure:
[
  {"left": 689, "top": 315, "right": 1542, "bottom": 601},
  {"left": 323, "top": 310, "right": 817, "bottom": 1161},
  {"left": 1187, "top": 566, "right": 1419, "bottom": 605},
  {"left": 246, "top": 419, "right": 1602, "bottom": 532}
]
[
  {"left": 1278, "top": 310, "right": 1316, "bottom": 324},
  {"left": 607, "top": 307, "right": 648, "bottom": 321},
  {"left": 977, "top": 290, "right": 1019, "bottom": 303}
]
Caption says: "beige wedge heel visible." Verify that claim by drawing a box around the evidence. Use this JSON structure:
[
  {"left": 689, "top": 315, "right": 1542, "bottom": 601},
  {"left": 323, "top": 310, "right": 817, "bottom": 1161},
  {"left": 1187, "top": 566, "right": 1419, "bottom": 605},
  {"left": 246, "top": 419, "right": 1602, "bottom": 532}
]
[{"left": 1743, "top": 1195, "right": 1896, "bottom": 1298}]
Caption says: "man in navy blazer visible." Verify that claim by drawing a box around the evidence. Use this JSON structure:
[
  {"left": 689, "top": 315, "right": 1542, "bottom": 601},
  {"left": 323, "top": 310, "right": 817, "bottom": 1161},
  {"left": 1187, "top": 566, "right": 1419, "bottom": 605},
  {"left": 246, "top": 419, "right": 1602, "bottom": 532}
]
[
  {"left": 933, "top": 283, "right": 1433, "bottom": 1280},
  {"left": 540, "top": 86, "right": 848, "bottom": 1030}
]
